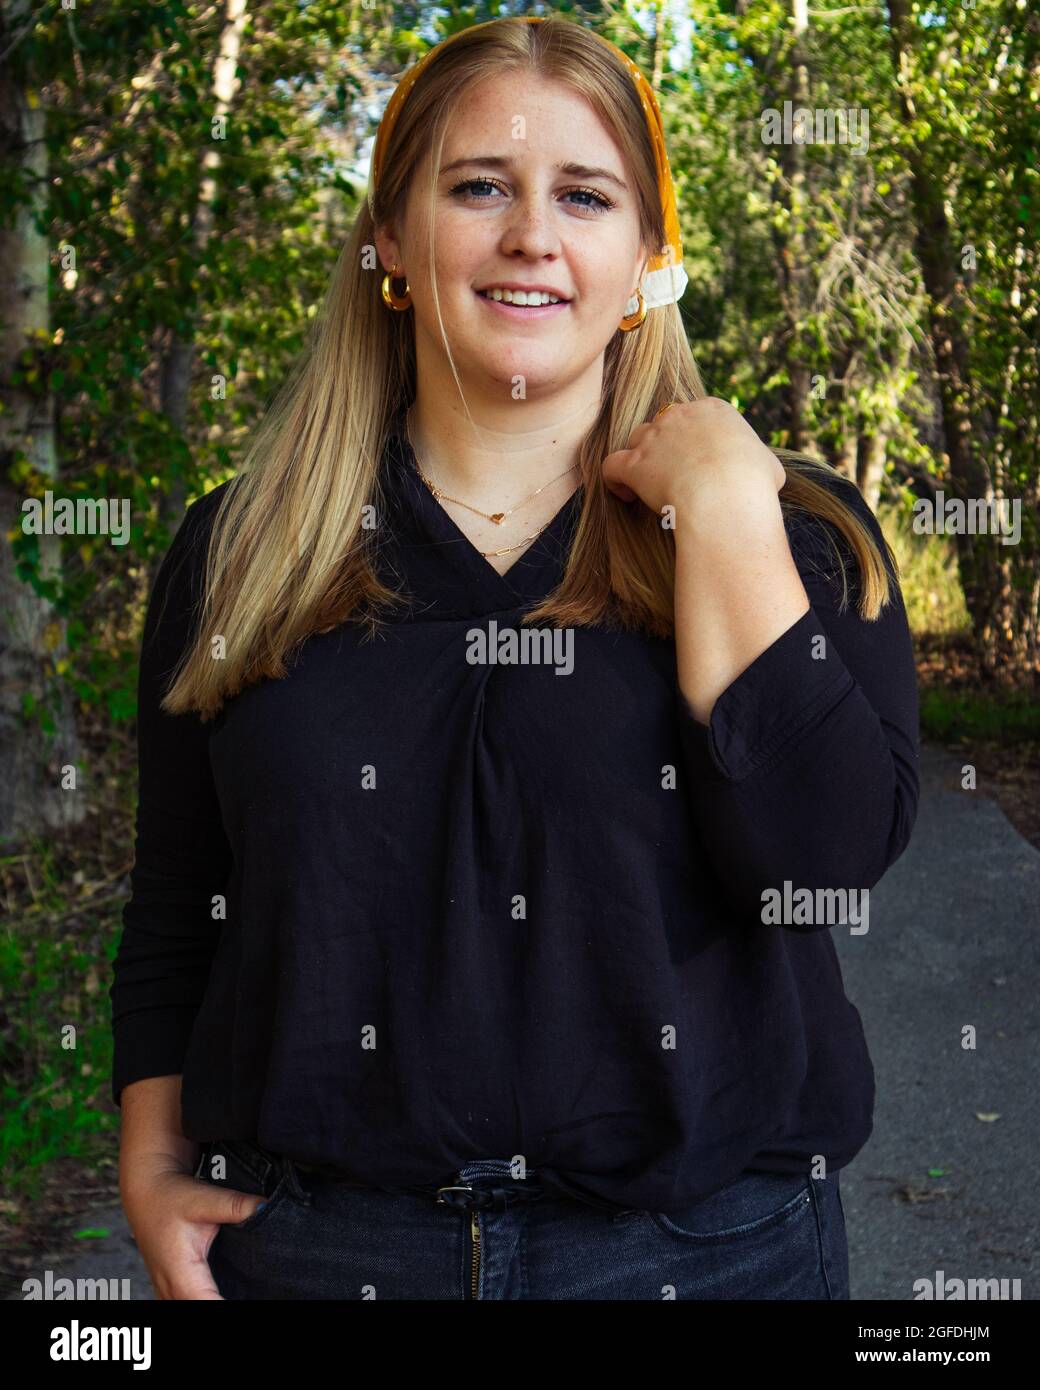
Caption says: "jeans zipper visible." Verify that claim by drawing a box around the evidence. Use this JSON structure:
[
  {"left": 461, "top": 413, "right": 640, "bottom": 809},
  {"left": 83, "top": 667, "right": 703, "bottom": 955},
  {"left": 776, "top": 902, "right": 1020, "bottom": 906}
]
[{"left": 469, "top": 1209, "right": 481, "bottom": 1299}]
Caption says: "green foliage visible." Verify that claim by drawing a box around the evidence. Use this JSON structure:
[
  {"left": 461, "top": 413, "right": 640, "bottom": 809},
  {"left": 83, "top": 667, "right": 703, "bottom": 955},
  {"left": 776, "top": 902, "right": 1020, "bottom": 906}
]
[
  {"left": 878, "top": 502, "right": 970, "bottom": 637},
  {"left": 920, "top": 688, "right": 1040, "bottom": 745},
  {"left": 0, "top": 847, "right": 118, "bottom": 1193},
  {"left": 4, "top": 0, "right": 1036, "bottom": 724}
]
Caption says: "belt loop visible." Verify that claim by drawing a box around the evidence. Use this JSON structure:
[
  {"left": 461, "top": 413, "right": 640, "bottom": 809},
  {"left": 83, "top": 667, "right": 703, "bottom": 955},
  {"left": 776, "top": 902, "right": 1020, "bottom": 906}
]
[
  {"left": 193, "top": 1141, "right": 212, "bottom": 1181},
  {"left": 279, "top": 1154, "right": 313, "bottom": 1206},
  {"left": 435, "top": 1179, "right": 544, "bottom": 1211}
]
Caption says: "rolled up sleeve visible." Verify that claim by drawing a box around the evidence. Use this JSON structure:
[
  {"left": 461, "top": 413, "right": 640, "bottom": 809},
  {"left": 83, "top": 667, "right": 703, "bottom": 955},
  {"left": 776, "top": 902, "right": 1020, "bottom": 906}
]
[{"left": 675, "top": 475, "right": 921, "bottom": 928}]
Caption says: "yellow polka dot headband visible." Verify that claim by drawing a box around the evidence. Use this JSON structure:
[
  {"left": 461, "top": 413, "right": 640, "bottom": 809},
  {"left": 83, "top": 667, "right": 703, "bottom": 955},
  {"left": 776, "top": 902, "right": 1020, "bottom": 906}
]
[{"left": 366, "top": 15, "right": 687, "bottom": 310}]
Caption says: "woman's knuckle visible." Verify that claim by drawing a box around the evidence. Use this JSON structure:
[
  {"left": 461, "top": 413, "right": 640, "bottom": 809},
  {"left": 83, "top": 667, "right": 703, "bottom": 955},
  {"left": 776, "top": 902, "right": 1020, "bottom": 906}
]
[{"left": 227, "top": 1189, "right": 252, "bottom": 1222}]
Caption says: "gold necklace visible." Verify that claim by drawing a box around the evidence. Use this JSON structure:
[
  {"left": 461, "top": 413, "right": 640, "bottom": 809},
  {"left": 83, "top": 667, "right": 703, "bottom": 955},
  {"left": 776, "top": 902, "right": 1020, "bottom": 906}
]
[{"left": 405, "top": 412, "right": 578, "bottom": 558}]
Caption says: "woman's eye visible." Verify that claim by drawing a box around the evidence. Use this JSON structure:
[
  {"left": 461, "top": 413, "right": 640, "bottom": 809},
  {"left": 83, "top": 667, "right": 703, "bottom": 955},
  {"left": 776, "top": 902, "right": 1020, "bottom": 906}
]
[
  {"left": 448, "top": 178, "right": 615, "bottom": 213},
  {"left": 565, "top": 186, "right": 615, "bottom": 211},
  {"left": 450, "top": 178, "right": 504, "bottom": 200}
]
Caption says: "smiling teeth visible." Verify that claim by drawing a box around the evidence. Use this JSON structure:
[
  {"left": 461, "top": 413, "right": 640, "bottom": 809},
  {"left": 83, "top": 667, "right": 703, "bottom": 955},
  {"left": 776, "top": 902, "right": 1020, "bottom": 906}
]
[{"left": 481, "top": 288, "right": 563, "bottom": 305}]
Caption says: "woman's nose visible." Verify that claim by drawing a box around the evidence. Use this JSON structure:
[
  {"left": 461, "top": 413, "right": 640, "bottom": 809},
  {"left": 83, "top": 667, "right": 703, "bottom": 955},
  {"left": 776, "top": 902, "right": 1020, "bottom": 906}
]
[{"left": 498, "top": 196, "right": 561, "bottom": 257}]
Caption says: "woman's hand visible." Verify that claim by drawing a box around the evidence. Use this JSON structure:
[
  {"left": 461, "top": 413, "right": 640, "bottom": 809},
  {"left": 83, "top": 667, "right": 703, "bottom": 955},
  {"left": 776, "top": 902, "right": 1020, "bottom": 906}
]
[
  {"left": 121, "top": 1146, "right": 267, "bottom": 1300},
  {"left": 118, "top": 1076, "right": 265, "bottom": 1300},
  {"left": 601, "top": 398, "right": 786, "bottom": 520}
]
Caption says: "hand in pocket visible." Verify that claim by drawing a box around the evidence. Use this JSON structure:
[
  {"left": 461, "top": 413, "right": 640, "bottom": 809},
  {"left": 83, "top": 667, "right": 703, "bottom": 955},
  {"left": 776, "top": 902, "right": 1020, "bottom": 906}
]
[{"left": 121, "top": 1149, "right": 269, "bottom": 1300}]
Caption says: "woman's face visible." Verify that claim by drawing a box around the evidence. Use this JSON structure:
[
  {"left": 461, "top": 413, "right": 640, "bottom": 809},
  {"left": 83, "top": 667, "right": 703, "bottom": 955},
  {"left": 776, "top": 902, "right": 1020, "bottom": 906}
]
[{"left": 377, "top": 71, "right": 649, "bottom": 400}]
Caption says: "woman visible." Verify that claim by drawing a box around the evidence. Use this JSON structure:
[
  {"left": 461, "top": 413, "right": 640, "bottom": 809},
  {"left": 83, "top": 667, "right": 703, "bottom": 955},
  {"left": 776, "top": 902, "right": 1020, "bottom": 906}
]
[{"left": 111, "top": 15, "right": 920, "bottom": 1301}]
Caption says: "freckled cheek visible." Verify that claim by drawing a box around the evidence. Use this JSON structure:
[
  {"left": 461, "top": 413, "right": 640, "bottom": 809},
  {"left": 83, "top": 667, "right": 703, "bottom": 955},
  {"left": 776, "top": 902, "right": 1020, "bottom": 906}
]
[
  {"left": 564, "top": 250, "right": 629, "bottom": 313},
  {"left": 435, "top": 219, "right": 494, "bottom": 272}
]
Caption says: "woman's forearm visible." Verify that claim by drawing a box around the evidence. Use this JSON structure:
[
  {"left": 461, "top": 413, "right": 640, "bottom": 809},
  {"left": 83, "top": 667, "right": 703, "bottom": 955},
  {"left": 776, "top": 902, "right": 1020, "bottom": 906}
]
[
  {"left": 673, "top": 485, "right": 810, "bottom": 726},
  {"left": 669, "top": 474, "right": 920, "bottom": 921},
  {"left": 119, "top": 1076, "right": 200, "bottom": 1184}
]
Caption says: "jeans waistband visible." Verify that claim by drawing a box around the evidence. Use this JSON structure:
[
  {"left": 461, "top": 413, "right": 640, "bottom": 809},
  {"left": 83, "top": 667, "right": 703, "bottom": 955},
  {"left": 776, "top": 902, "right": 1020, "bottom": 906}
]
[
  {"left": 205, "top": 1138, "right": 636, "bottom": 1216},
  {"left": 290, "top": 1154, "right": 546, "bottom": 1211},
  {"left": 220, "top": 1136, "right": 646, "bottom": 1214}
]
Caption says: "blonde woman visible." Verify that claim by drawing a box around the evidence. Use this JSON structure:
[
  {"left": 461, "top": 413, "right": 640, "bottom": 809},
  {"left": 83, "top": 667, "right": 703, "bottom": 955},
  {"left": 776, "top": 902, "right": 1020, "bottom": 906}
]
[{"left": 111, "top": 15, "right": 919, "bottom": 1301}]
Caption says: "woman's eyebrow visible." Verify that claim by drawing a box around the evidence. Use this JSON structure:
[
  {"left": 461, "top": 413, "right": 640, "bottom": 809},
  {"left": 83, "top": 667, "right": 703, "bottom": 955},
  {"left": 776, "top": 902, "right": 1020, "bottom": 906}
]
[{"left": 439, "top": 155, "right": 628, "bottom": 191}]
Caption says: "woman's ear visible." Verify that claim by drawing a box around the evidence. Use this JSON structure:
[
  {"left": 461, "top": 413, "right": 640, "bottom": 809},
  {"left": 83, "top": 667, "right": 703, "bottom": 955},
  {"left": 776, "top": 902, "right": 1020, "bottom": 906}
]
[
  {"left": 373, "top": 223, "right": 402, "bottom": 277},
  {"left": 632, "top": 245, "right": 650, "bottom": 295}
]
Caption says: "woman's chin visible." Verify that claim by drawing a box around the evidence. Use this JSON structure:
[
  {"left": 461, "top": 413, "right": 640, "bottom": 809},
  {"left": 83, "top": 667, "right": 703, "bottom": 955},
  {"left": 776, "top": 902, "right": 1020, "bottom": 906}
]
[{"left": 466, "top": 347, "right": 577, "bottom": 389}]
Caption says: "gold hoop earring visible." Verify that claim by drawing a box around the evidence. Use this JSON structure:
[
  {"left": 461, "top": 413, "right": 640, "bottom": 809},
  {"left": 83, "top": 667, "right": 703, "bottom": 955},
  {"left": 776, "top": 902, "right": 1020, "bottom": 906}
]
[
  {"left": 618, "top": 287, "right": 646, "bottom": 332},
  {"left": 381, "top": 262, "right": 412, "bottom": 311}
]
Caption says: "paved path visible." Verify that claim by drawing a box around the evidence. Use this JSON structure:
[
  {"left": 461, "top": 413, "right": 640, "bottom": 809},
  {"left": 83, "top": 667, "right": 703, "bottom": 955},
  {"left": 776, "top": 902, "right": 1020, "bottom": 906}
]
[
  {"left": 12, "top": 740, "right": 1039, "bottom": 1301},
  {"left": 836, "top": 740, "right": 1039, "bottom": 1300}
]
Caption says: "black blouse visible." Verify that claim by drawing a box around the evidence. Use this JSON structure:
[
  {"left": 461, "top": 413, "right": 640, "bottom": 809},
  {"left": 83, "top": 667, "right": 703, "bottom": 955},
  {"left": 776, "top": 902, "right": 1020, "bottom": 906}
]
[{"left": 109, "top": 408, "right": 920, "bottom": 1214}]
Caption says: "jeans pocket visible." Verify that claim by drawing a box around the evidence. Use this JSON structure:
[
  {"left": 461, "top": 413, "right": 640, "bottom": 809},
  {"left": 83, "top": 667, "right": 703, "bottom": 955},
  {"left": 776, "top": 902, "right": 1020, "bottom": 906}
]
[
  {"left": 809, "top": 1172, "right": 850, "bottom": 1300},
  {"left": 196, "top": 1139, "right": 291, "bottom": 1232},
  {"left": 648, "top": 1172, "right": 813, "bottom": 1243}
]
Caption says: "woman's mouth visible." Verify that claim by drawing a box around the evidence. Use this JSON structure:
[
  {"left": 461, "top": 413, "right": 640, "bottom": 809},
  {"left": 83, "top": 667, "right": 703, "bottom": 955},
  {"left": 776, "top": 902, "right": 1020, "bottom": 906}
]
[{"left": 475, "top": 288, "right": 570, "bottom": 319}]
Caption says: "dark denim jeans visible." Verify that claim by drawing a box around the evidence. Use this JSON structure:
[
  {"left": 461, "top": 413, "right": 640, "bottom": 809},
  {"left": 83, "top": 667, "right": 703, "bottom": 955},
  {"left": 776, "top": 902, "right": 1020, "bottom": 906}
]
[{"left": 195, "top": 1139, "right": 849, "bottom": 1300}]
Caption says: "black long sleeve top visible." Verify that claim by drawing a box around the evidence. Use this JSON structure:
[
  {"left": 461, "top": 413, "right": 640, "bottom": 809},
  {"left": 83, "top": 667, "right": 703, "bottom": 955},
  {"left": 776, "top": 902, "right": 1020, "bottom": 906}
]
[{"left": 109, "top": 408, "right": 920, "bottom": 1214}]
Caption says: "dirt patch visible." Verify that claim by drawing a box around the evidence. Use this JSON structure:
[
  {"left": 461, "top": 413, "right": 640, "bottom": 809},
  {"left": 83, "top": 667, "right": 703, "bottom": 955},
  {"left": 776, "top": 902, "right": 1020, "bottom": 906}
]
[
  {"left": 0, "top": 1153, "right": 123, "bottom": 1299},
  {"left": 915, "top": 632, "right": 1040, "bottom": 851},
  {"left": 959, "top": 739, "right": 1040, "bottom": 851}
]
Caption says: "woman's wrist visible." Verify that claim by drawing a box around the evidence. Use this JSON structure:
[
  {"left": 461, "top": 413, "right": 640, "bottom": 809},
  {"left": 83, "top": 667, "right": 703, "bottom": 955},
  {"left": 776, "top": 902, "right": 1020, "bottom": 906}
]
[
  {"left": 669, "top": 474, "right": 783, "bottom": 544},
  {"left": 671, "top": 487, "right": 809, "bottom": 725},
  {"left": 118, "top": 1076, "right": 199, "bottom": 1174}
]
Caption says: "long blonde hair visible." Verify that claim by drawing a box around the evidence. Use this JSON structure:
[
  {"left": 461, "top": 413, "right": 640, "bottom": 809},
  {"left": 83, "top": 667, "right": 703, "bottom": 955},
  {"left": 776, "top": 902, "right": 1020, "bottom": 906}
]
[{"left": 163, "top": 15, "right": 896, "bottom": 721}]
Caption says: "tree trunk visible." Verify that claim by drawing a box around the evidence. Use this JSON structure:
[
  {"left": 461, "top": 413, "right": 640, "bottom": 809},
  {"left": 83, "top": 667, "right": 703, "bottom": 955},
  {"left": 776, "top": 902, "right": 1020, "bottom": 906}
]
[
  {"left": 155, "top": 0, "right": 250, "bottom": 554},
  {"left": 886, "top": 0, "right": 1002, "bottom": 674},
  {"left": 779, "top": 0, "right": 817, "bottom": 456},
  {"left": 857, "top": 430, "right": 887, "bottom": 512},
  {"left": 835, "top": 432, "right": 858, "bottom": 485},
  {"left": 0, "top": 3, "right": 84, "bottom": 845}
]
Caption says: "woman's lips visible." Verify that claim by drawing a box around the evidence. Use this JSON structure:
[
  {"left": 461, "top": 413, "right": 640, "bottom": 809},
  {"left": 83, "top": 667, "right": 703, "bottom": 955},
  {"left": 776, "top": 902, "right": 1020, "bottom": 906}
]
[{"left": 474, "top": 290, "right": 570, "bottom": 319}]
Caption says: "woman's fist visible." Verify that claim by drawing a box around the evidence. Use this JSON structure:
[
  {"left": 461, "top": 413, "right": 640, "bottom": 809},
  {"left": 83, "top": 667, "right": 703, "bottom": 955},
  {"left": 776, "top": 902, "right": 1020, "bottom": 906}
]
[{"left": 601, "top": 398, "right": 786, "bottom": 519}]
